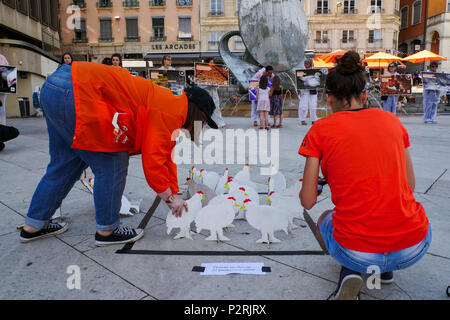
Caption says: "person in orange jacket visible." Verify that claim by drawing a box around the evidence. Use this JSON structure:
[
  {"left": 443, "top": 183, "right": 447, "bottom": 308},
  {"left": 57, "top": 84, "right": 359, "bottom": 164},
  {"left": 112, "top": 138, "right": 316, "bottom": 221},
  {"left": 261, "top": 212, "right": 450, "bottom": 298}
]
[{"left": 20, "top": 62, "right": 218, "bottom": 246}]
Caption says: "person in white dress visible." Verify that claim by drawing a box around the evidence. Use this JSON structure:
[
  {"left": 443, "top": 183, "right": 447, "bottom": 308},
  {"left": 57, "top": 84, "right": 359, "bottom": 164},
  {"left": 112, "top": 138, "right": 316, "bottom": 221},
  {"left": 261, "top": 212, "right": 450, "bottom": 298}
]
[{"left": 257, "top": 75, "right": 271, "bottom": 130}]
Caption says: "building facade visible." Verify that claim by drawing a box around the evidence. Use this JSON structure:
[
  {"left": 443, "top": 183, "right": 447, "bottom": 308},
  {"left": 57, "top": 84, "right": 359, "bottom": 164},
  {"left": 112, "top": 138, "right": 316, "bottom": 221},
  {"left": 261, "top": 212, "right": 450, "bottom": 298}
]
[
  {"left": 399, "top": 0, "right": 449, "bottom": 72},
  {"left": 58, "top": 0, "right": 200, "bottom": 71},
  {"left": 304, "top": 0, "right": 401, "bottom": 56},
  {"left": 0, "top": 0, "right": 61, "bottom": 118}
]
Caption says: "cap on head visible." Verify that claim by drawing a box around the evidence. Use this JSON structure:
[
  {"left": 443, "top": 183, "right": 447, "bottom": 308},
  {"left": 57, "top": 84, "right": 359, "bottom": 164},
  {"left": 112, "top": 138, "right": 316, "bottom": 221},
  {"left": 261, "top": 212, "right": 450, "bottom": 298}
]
[{"left": 183, "top": 86, "right": 218, "bottom": 129}]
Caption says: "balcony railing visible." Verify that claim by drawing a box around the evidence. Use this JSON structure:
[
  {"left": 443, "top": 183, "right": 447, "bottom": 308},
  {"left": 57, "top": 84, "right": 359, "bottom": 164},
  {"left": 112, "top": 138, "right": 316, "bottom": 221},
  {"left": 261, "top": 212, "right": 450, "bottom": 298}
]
[
  {"left": 341, "top": 38, "right": 356, "bottom": 43},
  {"left": 368, "top": 39, "right": 383, "bottom": 48},
  {"left": 123, "top": 0, "right": 139, "bottom": 7},
  {"left": 315, "top": 8, "right": 330, "bottom": 14},
  {"left": 73, "top": 37, "right": 88, "bottom": 43},
  {"left": 97, "top": 1, "right": 112, "bottom": 8},
  {"left": 314, "top": 39, "right": 328, "bottom": 43},
  {"left": 208, "top": 11, "right": 224, "bottom": 17},
  {"left": 342, "top": 8, "right": 358, "bottom": 14},
  {"left": 73, "top": 1, "right": 86, "bottom": 8},
  {"left": 99, "top": 37, "right": 114, "bottom": 42},
  {"left": 125, "top": 36, "right": 141, "bottom": 42},
  {"left": 369, "top": 7, "right": 385, "bottom": 14},
  {"left": 150, "top": 36, "right": 166, "bottom": 42},
  {"left": 150, "top": 0, "right": 165, "bottom": 6},
  {"left": 176, "top": 0, "right": 192, "bottom": 6}
]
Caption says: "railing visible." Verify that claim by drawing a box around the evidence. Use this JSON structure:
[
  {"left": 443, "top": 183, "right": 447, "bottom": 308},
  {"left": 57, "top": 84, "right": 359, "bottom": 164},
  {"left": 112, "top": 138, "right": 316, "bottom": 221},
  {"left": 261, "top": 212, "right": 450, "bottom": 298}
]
[
  {"left": 99, "top": 37, "right": 114, "bottom": 42},
  {"left": 369, "top": 7, "right": 385, "bottom": 14},
  {"left": 342, "top": 8, "right": 358, "bottom": 14},
  {"left": 123, "top": 0, "right": 139, "bottom": 7},
  {"left": 178, "top": 35, "right": 193, "bottom": 41},
  {"left": 97, "top": 1, "right": 112, "bottom": 8},
  {"left": 72, "top": 1, "right": 86, "bottom": 8},
  {"left": 208, "top": 11, "right": 224, "bottom": 17},
  {"left": 150, "top": 36, "right": 166, "bottom": 42},
  {"left": 72, "top": 37, "right": 88, "bottom": 43},
  {"left": 315, "top": 8, "right": 330, "bottom": 14},
  {"left": 150, "top": 0, "right": 165, "bottom": 6},
  {"left": 176, "top": 0, "right": 192, "bottom": 6},
  {"left": 125, "top": 36, "right": 140, "bottom": 42}
]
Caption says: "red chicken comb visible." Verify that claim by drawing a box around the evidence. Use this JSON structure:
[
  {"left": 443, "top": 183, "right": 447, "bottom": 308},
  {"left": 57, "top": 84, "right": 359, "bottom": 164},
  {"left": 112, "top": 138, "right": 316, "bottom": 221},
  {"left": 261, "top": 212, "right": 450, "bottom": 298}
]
[
  {"left": 239, "top": 187, "right": 246, "bottom": 191},
  {"left": 197, "top": 191, "right": 204, "bottom": 194},
  {"left": 243, "top": 199, "right": 252, "bottom": 203},
  {"left": 227, "top": 197, "right": 236, "bottom": 201}
]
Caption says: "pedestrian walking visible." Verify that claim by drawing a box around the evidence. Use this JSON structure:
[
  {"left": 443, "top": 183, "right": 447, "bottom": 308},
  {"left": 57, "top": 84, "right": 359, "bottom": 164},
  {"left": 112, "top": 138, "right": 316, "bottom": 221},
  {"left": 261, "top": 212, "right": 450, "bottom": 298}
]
[
  {"left": 269, "top": 75, "right": 284, "bottom": 128},
  {"left": 298, "top": 59, "right": 318, "bottom": 125}
]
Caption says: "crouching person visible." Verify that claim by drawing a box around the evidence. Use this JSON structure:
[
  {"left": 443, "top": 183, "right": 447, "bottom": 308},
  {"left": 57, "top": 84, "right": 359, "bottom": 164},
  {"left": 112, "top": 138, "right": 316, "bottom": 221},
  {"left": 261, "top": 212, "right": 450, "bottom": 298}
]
[
  {"left": 20, "top": 62, "right": 218, "bottom": 246},
  {"left": 299, "top": 51, "right": 431, "bottom": 300}
]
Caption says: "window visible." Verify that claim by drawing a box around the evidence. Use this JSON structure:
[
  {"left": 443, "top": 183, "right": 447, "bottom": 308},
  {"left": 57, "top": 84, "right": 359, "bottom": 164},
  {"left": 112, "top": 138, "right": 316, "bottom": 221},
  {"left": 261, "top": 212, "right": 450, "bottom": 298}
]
[
  {"left": 394, "top": 0, "right": 399, "bottom": 15},
  {"left": 343, "top": 0, "right": 356, "bottom": 14},
  {"left": 370, "top": 0, "right": 382, "bottom": 13},
  {"left": 369, "top": 30, "right": 382, "bottom": 43},
  {"left": 342, "top": 30, "right": 355, "bottom": 42},
  {"left": 50, "top": 0, "right": 58, "bottom": 30},
  {"left": 316, "top": 0, "right": 329, "bottom": 14},
  {"left": 74, "top": 18, "right": 87, "bottom": 42},
  {"left": 412, "top": 1, "right": 421, "bottom": 25},
  {"left": 315, "top": 30, "right": 328, "bottom": 43},
  {"left": 16, "top": 0, "right": 28, "bottom": 14},
  {"left": 2, "top": 0, "right": 15, "bottom": 9},
  {"left": 448, "top": 0, "right": 450, "bottom": 12},
  {"left": 29, "top": 0, "right": 40, "bottom": 20},
  {"left": 125, "top": 17, "right": 139, "bottom": 41},
  {"left": 209, "top": 32, "right": 223, "bottom": 50},
  {"left": 99, "top": 18, "right": 113, "bottom": 41},
  {"left": 210, "top": 0, "right": 223, "bottom": 16},
  {"left": 40, "top": 0, "right": 50, "bottom": 26},
  {"left": 178, "top": 16, "right": 192, "bottom": 40},
  {"left": 152, "top": 17, "right": 165, "bottom": 41},
  {"left": 177, "top": 0, "right": 192, "bottom": 6},
  {"left": 401, "top": 6, "right": 408, "bottom": 29}
]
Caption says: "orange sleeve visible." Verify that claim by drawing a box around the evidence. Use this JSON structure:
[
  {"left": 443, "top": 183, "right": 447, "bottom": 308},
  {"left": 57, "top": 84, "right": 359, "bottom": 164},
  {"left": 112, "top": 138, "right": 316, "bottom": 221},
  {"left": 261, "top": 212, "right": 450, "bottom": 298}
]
[{"left": 298, "top": 125, "right": 322, "bottom": 159}]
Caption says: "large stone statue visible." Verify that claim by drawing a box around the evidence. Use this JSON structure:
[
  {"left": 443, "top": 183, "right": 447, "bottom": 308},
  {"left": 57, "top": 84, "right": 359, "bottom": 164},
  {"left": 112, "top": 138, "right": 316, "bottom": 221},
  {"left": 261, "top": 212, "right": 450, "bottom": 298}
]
[{"left": 219, "top": 0, "right": 310, "bottom": 91}]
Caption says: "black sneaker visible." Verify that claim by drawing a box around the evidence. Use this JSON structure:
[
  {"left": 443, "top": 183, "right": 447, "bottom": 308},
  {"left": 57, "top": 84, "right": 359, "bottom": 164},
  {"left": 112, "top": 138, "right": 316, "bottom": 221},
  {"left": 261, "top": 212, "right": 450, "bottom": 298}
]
[
  {"left": 328, "top": 266, "right": 363, "bottom": 300},
  {"left": 20, "top": 222, "right": 68, "bottom": 243},
  {"left": 0, "top": 141, "right": 4, "bottom": 152},
  {"left": 381, "top": 271, "right": 394, "bottom": 284},
  {"left": 95, "top": 225, "right": 144, "bottom": 246}
]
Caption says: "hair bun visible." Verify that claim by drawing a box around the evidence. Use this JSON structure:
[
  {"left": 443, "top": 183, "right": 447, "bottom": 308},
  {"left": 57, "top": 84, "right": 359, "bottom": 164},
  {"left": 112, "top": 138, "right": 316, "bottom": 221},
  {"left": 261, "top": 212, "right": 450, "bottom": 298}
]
[{"left": 336, "top": 51, "right": 364, "bottom": 75}]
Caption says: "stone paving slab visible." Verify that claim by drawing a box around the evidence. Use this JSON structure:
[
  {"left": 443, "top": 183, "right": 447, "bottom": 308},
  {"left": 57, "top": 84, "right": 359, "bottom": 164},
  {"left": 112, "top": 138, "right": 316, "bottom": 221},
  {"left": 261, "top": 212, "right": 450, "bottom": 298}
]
[{"left": 1, "top": 116, "right": 449, "bottom": 300}]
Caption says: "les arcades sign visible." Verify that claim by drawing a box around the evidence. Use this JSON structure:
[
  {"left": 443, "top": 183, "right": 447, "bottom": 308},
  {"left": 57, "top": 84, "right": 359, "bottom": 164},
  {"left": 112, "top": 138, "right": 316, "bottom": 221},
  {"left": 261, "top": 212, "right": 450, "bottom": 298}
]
[{"left": 151, "top": 42, "right": 199, "bottom": 51}]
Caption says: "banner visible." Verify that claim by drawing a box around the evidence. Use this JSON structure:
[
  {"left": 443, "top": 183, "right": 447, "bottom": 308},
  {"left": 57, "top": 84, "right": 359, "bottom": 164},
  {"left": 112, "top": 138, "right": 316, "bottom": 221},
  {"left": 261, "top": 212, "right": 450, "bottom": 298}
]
[
  {"left": 148, "top": 69, "right": 186, "bottom": 95},
  {"left": 380, "top": 74, "right": 413, "bottom": 95},
  {"left": 421, "top": 72, "right": 450, "bottom": 95},
  {"left": 0, "top": 65, "right": 17, "bottom": 94},
  {"left": 296, "top": 69, "right": 324, "bottom": 90},
  {"left": 194, "top": 63, "right": 229, "bottom": 86}
]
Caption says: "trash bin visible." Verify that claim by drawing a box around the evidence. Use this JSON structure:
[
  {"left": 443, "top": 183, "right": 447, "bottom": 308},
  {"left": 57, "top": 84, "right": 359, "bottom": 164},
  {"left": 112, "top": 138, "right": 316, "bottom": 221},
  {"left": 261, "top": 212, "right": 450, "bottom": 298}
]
[{"left": 18, "top": 97, "right": 30, "bottom": 118}]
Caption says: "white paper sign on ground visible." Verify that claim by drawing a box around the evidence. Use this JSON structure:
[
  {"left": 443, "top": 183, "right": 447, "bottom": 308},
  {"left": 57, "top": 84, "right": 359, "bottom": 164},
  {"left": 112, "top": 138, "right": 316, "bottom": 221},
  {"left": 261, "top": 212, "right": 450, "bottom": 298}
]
[{"left": 200, "top": 262, "right": 267, "bottom": 275}]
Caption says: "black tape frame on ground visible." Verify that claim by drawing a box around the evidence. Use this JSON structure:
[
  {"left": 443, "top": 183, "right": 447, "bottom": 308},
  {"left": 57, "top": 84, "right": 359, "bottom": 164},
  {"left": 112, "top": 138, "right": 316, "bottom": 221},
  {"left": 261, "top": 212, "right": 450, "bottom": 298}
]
[{"left": 115, "top": 197, "right": 328, "bottom": 256}]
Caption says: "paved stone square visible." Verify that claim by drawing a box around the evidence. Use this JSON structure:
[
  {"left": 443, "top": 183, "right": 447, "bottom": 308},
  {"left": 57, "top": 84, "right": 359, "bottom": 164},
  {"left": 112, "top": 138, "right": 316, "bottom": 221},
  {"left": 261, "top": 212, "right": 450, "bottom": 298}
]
[{"left": 0, "top": 115, "right": 449, "bottom": 300}]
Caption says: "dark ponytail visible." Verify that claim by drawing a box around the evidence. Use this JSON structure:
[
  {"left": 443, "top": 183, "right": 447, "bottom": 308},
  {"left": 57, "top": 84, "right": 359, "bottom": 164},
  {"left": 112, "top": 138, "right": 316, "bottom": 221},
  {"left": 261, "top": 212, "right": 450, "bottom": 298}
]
[{"left": 325, "top": 50, "right": 367, "bottom": 108}]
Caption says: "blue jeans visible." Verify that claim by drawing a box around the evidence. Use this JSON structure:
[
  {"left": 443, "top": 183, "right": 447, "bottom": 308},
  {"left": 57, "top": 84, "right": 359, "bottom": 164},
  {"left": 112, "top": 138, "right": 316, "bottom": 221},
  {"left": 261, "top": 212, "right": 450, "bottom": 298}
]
[
  {"left": 25, "top": 64, "right": 129, "bottom": 231},
  {"left": 320, "top": 212, "right": 432, "bottom": 274},
  {"left": 423, "top": 90, "right": 440, "bottom": 122},
  {"left": 383, "top": 95, "right": 399, "bottom": 114}
]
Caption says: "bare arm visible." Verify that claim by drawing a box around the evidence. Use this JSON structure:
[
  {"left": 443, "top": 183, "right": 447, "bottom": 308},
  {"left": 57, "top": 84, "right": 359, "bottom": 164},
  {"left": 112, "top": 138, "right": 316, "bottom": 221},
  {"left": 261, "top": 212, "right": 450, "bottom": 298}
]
[
  {"left": 300, "top": 156, "right": 321, "bottom": 210},
  {"left": 405, "top": 148, "right": 415, "bottom": 191}
]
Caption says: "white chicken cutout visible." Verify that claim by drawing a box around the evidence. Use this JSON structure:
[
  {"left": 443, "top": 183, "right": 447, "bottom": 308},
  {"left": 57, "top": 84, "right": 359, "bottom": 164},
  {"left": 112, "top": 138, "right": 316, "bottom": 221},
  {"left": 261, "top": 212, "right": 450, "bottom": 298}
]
[
  {"left": 195, "top": 196, "right": 240, "bottom": 241},
  {"left": 166, "top": 191, "right": 205, "bottom": 240},
  {"left": 266, "top": 177, "right": 304, "bottom": 233},
  {"left": 243, "top": 198, "right": 290, "bottom": 244},
  {"left": 199, "top": 169, "right": 221, "bottom": 191},
  {"left": 229, "top": 186, "right": 260, "bottom": 220}
]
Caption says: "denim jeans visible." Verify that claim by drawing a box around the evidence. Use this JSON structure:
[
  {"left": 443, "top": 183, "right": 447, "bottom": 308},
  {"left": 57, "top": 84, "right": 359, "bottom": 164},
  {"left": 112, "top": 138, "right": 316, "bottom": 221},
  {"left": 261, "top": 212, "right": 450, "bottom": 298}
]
[
  {"left": 320, "top": 211, "right": 432, "bottom": 274},
  {"left": 423, "top": 90, "right": 440, "bottom": 122},
  {"left": 383, "top": 95, "right": 399, "bottom": 114},
  {"left": 25, "top": 64, "right": 129, "bottom": 231}
]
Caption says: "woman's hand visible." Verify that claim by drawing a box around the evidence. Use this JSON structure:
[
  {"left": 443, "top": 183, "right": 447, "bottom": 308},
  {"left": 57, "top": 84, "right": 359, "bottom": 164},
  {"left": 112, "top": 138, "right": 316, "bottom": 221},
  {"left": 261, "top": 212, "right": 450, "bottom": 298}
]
[{"left": 167, "top": 195, "right": 189, "bottom": 218}]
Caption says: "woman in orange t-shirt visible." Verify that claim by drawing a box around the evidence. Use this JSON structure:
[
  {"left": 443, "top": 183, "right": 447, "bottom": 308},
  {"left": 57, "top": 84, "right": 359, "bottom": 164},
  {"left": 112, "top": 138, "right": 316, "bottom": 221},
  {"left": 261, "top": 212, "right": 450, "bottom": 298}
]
[
  {"left": 299, "top": 51, "right": 431, "bottom": 300},
  {"left": 20, "top": 62, "right": 218, "bottom": 247}
]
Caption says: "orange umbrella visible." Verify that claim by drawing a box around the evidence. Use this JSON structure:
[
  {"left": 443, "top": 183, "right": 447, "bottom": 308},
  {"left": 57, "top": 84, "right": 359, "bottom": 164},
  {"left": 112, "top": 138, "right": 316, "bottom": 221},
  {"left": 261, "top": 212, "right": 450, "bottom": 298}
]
[
  {"left": 320, "top": 49, "right": 347, "bottom": 63},
  {"left": 402, "top": 50, "right": 447, "bottom": 64},
  {"left": 313, "top": 57, "right": 334, "bottom": 69},
  {"left": 366, "top": 60, "right": 406, "bottom": 69},
  {"left": 363, "top": 52, "right": 404, "bottom": 63}
]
